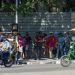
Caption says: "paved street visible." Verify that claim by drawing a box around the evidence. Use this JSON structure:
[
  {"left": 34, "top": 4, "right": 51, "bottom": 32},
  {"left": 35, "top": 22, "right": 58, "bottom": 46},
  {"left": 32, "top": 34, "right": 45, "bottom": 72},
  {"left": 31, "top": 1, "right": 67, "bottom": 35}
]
[
  {"left": 0, "top": 64, "right": 75, "bottom": 75},
  {"left": 0, "top": 61, "right": 75, "bottom": 73},
  {"left": 0, "top": 59, "right": 75, "bottom": 75},
  {"left": 1, "top": 70, "right": 75, "bottom": 75},
  {"left": 0, "top": 63, "right": 75, "bottom": 75}
]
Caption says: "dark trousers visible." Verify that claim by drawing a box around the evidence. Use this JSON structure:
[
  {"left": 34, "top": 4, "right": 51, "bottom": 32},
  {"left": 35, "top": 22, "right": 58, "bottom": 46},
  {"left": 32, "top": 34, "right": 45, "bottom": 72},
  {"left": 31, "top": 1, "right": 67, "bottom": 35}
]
[
  {"left": 34, "top": 44, "right": 43, "bottom": 59},
  {"left": 23, "top": 46, "right": 26, "bottom": 59},
  {"left": 0, "top": 51, "right": 3, "bottom": 59},
  {"left": 23, "top": 44, "right": 32, "bottom": 59},
  {"left": 64, "top": 43, "right": 70, "bottom": 55},
  {"left": 2, "top": 51, "right": 10, "bottom": 60}
]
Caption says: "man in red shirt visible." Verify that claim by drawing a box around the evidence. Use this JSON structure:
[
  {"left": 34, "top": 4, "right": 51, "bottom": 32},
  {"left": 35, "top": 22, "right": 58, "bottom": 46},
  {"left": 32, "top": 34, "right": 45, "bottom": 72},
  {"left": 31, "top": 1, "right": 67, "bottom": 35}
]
[{"left": 47, "top": 33, "right": 56, "bottom": 58}]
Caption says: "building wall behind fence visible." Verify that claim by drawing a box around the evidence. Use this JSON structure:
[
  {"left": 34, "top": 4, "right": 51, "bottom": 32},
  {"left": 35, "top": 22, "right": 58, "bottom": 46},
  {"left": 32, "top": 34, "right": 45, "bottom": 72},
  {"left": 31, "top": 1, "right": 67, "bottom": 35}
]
[{"left": 0, "top": 12, "right": 71, "bottom": 36}]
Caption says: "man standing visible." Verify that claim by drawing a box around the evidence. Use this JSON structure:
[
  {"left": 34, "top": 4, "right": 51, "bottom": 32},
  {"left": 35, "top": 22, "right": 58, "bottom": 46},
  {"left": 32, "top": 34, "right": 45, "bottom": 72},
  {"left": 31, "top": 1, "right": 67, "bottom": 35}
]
[
  {"left": 56, "top": 33, "right": 65, "bottom": 58},
  {"left": 34, "top": 31, "right": 43, "bottom": 60},
  {"left": 47, "top": 33, "right": 56, "bottom": 58},
  {"left": 23, "top": 32, "right": 32, "bottom": 59}
]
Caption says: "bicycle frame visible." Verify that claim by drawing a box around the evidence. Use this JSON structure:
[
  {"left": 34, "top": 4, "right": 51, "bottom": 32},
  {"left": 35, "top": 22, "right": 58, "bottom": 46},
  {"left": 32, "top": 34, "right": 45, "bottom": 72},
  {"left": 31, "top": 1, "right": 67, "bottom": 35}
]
[
  {"left": 60, "top": 41, "right": 75, "bottom": 67},
  {"left": 67, "top": 41, "right": 75, "bottom": 58}
]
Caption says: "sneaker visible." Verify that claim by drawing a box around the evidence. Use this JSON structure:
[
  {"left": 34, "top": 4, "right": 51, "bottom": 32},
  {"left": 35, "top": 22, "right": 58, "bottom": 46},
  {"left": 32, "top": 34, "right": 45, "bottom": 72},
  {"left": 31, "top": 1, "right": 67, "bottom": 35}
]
[{"left": 18, "top": 58, "right": 23, "bottom": 60}]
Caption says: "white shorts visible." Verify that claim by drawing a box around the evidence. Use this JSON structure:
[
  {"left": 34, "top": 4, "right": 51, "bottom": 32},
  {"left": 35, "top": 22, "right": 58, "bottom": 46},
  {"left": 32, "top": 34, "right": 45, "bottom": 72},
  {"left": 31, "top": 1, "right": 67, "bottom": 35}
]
[{"left": 18, "top": 46, "right": 23, "bottom": 52}]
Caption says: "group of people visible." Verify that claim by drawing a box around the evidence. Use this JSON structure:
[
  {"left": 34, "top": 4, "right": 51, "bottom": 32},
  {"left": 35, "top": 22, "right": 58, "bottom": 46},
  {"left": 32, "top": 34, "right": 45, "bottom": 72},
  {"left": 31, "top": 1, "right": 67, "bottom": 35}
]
[
  {"left": 0, "top": 31, "right": 73, "bottom": 64},
  {"left": 17, "top": 31, "right": 72, "bottom": 60}
]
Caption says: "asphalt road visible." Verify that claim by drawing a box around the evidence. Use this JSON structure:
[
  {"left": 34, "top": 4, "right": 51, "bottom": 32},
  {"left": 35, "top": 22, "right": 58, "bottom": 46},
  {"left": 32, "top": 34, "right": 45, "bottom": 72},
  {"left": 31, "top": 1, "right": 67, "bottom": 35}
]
[{"left": 0, "top": 63, "right": 75, "bottom": 73}]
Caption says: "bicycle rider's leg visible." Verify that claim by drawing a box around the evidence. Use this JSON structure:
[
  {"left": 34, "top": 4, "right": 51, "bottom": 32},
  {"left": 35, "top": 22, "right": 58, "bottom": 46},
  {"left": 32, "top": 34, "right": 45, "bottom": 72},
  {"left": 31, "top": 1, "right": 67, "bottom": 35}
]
[
  {"left": 56, "top": 45, "right": 60, "bottom": 59},
  {"left": 0, "top": 51, "right": 3, "bottom": 59},
  {"left": 2, "top": 51, "right": 10, "bottom": 60}
]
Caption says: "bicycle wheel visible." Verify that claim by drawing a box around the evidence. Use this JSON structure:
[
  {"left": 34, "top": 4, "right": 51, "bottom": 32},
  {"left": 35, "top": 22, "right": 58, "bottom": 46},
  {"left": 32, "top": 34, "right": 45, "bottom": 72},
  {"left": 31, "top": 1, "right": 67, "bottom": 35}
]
[
  {"left": 3, "top": 59, "right": 13, "bottom": 67},
  {"left": 60, "top": 55, "right": 71, "bottom": 67}
]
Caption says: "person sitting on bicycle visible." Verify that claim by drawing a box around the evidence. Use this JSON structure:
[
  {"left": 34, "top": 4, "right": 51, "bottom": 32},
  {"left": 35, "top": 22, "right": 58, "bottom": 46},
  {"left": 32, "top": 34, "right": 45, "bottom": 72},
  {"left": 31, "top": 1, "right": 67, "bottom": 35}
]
[
  {"left": 0, "top": 39, "right": 4, "bottom": 59},
  {"left": 1, "top": 38, "right": 12, "bottom": 60}
]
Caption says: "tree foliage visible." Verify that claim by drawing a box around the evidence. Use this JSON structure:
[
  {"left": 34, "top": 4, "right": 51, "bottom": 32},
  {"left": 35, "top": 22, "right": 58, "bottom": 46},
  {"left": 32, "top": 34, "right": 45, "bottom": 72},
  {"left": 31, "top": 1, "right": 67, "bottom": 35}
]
[
  {"left": 0, "top": 0, "right": 75, "bottom": 15},
  {"left": 18, "top": 0, "right": 61, "bottom": 14}
]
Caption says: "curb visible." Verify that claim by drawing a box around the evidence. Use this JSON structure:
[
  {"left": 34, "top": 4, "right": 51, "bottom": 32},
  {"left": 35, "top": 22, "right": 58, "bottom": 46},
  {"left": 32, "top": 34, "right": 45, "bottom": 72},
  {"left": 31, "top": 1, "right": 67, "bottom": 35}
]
[
  {"left": 26, "top": 60, "right": 61, "bottom": 65},
  {"left": 13, "top": 59, "right": 75, "bottom": 66}
]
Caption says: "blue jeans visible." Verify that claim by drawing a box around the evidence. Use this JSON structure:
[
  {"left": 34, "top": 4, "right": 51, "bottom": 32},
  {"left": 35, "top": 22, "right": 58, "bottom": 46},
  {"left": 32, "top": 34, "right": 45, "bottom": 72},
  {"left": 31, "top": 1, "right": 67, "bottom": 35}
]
[{"left": 56, "top": 44, "right": 64, "bottom": 58}]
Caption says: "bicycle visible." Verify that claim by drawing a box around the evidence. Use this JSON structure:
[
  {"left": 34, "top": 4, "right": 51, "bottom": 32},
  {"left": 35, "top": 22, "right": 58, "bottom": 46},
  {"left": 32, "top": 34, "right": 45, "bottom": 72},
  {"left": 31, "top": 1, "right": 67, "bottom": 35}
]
[
  {"left": 60, "top": 41, "right": 75, "bottom": 67},
  {"left": 0, "top": 51, "right": 13, "bottom": 67}
]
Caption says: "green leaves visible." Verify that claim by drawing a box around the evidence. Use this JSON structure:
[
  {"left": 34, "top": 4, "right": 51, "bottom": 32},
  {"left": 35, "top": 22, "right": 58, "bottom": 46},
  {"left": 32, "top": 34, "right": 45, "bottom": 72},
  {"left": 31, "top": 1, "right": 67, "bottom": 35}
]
[
  {"left": 1, "top": 0, "right": 63, "bottom": 15},
  {"left": 18, "top": 0, "right": 34, "bottom": 15},
  {"left": 2, "top": 2, "right": 16, "bottom": 12}
]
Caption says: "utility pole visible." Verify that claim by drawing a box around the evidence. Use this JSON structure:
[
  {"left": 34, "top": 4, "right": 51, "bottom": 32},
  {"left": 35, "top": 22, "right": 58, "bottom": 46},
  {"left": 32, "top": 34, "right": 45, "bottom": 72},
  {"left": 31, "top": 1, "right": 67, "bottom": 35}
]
[{"left": 16, "top": 0, "right": 18, "bottom": 24}]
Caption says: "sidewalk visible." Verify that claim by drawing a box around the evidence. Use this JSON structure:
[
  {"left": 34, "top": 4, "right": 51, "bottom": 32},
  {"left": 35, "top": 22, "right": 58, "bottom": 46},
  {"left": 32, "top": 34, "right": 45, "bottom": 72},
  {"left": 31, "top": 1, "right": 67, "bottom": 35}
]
[
  {"left": 21, "top": 58, "right": 60, "bottom": 65},
  {"left": 18, "top": 58, "right": 75, "bottom": 65}
]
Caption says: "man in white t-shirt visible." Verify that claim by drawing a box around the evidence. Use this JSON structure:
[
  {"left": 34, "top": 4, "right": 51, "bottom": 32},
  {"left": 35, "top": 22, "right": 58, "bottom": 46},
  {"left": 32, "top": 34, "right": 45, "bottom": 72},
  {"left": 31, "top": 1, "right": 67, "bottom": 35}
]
[
  {"left": 2, "top": 39, "right": 11, "bottom": 51},
  {"left": 1, "top": 39, "right": 12, "bottom": 59}
]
